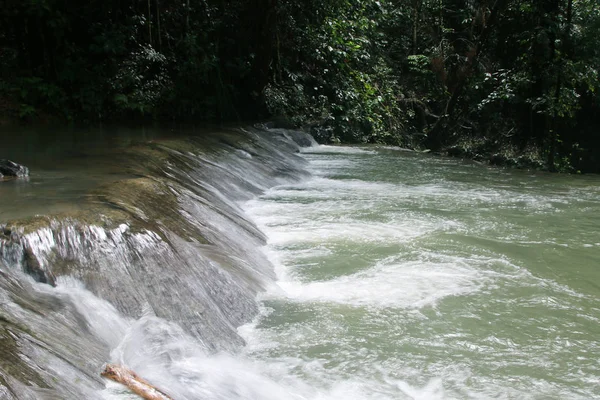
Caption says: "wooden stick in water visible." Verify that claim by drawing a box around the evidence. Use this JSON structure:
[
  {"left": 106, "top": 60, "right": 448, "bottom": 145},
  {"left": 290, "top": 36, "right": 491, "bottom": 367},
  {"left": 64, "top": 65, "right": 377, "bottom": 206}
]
[{"left": 101, "top": 363, "right": 174, "bottom": 400}]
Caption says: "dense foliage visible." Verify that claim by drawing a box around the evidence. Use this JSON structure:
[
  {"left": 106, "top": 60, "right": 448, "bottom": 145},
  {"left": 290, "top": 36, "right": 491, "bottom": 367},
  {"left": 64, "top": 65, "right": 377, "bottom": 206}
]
[{"left": 1, "top": 0, "right": 599, "bottom": 171}]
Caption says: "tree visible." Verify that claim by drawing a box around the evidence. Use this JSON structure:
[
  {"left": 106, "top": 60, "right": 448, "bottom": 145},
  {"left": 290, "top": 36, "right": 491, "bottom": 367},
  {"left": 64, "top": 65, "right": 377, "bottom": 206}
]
[{"left": 1, "top": 0, "right": 599, "bottom": 171}]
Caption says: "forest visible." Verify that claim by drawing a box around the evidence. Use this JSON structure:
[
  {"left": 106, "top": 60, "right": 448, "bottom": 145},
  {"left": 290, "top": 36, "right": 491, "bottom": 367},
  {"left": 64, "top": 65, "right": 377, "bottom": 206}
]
[{"left": 1, "top": 0, "right": 599, "bottom": 172}]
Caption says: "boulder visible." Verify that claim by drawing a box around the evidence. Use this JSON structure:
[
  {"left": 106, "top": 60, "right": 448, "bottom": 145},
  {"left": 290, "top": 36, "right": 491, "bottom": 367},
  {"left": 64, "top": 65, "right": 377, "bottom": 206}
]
[
  {"left": 268, "top": 128, "right": 317, "bottom": 147},
  {"left": 0, "top": 160, "right": 29, "bottom": 178},
  {"left": 286, "top": 130, "right": 318, "bottom": 147}
]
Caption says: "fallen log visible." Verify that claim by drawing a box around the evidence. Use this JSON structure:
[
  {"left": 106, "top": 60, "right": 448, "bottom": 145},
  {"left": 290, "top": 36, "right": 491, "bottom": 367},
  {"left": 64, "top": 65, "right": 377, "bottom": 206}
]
[{"left": 101, "top": 363, "right": 174, "bottom": 400}]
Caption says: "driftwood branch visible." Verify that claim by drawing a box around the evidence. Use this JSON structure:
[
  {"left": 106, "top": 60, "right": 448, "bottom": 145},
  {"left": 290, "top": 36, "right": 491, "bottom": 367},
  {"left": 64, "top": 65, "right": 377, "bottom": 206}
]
[{"left": 101, "top": 364, "right": 174, "bottom": 400}]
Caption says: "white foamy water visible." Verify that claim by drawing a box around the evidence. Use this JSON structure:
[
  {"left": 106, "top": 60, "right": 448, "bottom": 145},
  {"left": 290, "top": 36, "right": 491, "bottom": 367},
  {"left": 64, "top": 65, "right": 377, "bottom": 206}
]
[
  {"left": 300, "top": 145, "right": 377, "bottom": 155},
  {"left": 272, "top": 257, "right": 489, "bottom": 308},
  {"left": 237, "top": 145, "right": 600, "bottom": 400}
]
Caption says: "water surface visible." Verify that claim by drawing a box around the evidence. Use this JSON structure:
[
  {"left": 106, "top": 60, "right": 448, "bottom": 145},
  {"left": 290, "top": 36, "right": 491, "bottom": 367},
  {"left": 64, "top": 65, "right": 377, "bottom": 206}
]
[
  {"left": 241, "top": 145, "right": 600, "bottom": 399},
  {"left": 2, "top": 131, "right": 599, "bottom": 399},
  {"left": 0, "top": 127, "right": 178, "bottom": 220}
]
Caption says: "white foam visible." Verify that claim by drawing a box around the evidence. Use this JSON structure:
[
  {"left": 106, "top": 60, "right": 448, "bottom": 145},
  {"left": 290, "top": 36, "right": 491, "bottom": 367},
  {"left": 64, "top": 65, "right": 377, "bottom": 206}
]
[
  {"left": 266, "top": 222, "right": 431, "bottom": 245},
  {"left": 247, "top": 176, "right": 567, "bottom": 217},
  {"left": 255, "top": 177, "right": 401, "bottom": 199},
  {"left": 244, "top": 178, "right": 459, "bottom": 247},
  {"left": 301, "top": 145, "right": 377, "bottom": 154},
  {"left": 103, "top": 313, "right": 313, "bottom": 400},
  {"left": 268, "top": 256, "right": 487, "bottom": 309},
  {"left": 51, "top": 277, "right": 129, "bottom": 348}
]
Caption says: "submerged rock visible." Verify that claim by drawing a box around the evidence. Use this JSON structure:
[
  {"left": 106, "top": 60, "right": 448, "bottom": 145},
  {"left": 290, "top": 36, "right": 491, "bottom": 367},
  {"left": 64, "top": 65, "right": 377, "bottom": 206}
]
[{"left": 0, "top": 160, "right": 29, "bottom": 178}]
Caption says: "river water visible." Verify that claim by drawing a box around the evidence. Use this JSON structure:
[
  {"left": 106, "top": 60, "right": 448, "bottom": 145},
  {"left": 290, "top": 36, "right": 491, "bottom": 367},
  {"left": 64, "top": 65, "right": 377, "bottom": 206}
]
[
  {"left": 240, "top": 145, "right": 600, "bottom": 399},
  {"left": 1, "top": 129, "right": 599, "bottom": 399}
]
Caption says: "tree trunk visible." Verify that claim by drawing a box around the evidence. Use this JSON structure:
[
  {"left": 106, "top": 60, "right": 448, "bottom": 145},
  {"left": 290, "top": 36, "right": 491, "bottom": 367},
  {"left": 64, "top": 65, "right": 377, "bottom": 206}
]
[
  {"left": 155, "top": 0, "right": 161, "bottom": 51},
  {"left": 147, "top": 0, "right": 152, "bottom": 46},
  {"left": 251, "top": 0, "right": 278, "bottom": 93},
  {"left": 101, "top": 364, "right": 173, "bottom": 400},
  {"left": 547, "top": 0, "right": 574, "bottom": 171},
  {"left": 185, "top": 0, "right": 190, "bottom": 33},
  {"left": 426, "top": 0, "right": 510, "bottom": 151},
  {"left": 412, "top": 0, "right": 421, "bottom": 54}
]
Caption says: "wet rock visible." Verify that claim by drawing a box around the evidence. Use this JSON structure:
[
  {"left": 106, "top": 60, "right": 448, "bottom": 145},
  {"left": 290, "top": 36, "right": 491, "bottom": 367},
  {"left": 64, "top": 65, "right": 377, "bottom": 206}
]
[
  {"left": 446, "top": 146, "right": 467, "bottom": 158},
  {"left": 268, "top": 128, "right": 317, "bottom": 148},
  {"left": 254, "top": 121, "right": 276, "bottom": 130},
  {"left": 23, "top": 246, "right": 55, "bottom": 286},
  {"left": 489, "top": 153, "right": 511, "bottom": 166},
  {"left": 0, "top": 160, "right": 29, "bottom": 178},
  {"left": 309, "top": 124, "right": 335, "bottom": 144},
  {"left": 285, "top": 130, "right": 318, "bottom": 147}
]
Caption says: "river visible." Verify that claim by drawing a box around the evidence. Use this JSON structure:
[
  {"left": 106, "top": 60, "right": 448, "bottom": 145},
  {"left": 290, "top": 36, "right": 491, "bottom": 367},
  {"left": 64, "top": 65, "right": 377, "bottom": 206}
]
[
  {"left": 1, "top": 128, "right": 599, "bottom": 399},
  {"left": 241, "top": 145, "right": 600, "bottom": 399}
]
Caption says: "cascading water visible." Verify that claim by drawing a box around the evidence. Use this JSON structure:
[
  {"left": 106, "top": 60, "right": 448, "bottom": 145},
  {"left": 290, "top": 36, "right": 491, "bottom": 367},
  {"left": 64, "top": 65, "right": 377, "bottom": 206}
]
[
  {"left": 1, "top": 128, "right": 599, "bottom": 400},
  {"left": 0, "top": 127, "right": 313, "bottom": 399}
]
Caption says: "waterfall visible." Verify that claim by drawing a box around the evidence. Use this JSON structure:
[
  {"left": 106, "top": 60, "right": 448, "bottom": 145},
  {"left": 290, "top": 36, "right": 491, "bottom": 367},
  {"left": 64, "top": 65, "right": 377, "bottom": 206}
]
[{"left": 0, "top": 127, "right": 315, "bottom": 399}]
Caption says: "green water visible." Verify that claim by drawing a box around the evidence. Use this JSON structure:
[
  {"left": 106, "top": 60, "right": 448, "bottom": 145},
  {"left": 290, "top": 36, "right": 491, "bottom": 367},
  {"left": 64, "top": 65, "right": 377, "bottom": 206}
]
[
  {"left": 242, "top": 145, "right": 600, "bottom": 399},
  {"left": 0, "top": 126, "right": 201, "bottom": 221},
  {"left": 2, "top": 128, "right": 599, "bottom": 399}
]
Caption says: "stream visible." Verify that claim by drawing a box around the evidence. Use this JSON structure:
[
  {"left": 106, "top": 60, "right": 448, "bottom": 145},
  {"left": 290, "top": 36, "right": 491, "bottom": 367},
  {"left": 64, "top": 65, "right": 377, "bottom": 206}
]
[{"left": 1, "top": 127, "right": 599, "bottom": 399}]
